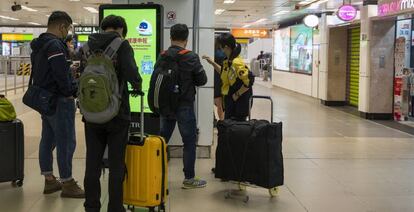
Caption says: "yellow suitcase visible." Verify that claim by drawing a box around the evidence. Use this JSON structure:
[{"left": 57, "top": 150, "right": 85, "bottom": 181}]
[{"left": 123, "top": 95, "right": 168, "bottom": 212}]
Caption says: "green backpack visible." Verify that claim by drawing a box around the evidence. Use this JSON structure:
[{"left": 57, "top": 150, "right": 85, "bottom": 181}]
[
  {"left": 0, "top": 95, "right": 16, "bottom": 122},
  {"left": 79, "top": 37, "right": 124, "bottom": 124}
]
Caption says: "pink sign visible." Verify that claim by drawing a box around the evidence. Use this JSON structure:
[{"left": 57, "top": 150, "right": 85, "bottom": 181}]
[
  {"left": 378, "top": 0, "right": 401, "bottom": 16},
  {"left": 337, "top": 5, "right": 357, "bottom": 21}
]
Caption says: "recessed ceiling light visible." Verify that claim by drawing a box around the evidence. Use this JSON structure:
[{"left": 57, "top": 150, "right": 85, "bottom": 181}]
[
  {"left": 21, "top": 5, "right": 38, "bottom": 12},
  {"left": 254, "top": 18, "right": 267, "bottom": 24},
  {"left": 224, "top": 0, "right": 236, "bottom": 3},
  {"left": 242, "top": 24, "right": 251, "bottom": 28},
  {"left": 28, "top": 22, "right": 42, "bottom": 26},
  {"left": 273, "top": 10, "right": 289, "bottom": 16},
  {"left": 215, "top": 9, "right": 225, "bottom": 15},
  {"left": 0, "top": 15, "right": 19, "bottom": 21},
  {"left": 83, "top": 7, "right": 98, "bottom": 14}
]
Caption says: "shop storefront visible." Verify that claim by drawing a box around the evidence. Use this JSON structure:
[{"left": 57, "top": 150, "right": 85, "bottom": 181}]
[{"left": 377, "top": 0, "right": 414, "bottom": 123}]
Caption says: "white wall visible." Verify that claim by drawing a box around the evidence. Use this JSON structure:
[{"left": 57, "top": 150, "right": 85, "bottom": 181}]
[
  {"left": 272, "top": 71, "right": 313, "bottom": 96},
  {"left": 247, "top": 38, "right": 272, "bottom": 62}
]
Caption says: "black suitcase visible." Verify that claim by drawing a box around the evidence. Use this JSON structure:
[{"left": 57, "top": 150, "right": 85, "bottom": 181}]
[
  {"left": 0, "top": 119, "right": 24, "bottom": 187},
  {"left": 215, "top": 95, "right": 283, "bottom": 189}
]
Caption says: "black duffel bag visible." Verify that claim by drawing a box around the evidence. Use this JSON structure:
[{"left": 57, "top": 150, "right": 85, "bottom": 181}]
[{"left": 215, "top": 96, "right": 284, "bottom": 189}]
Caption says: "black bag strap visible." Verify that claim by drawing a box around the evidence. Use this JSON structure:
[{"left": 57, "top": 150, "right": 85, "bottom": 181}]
[{"left": 29, "top": 39, "right": 58, "bottom": 86}]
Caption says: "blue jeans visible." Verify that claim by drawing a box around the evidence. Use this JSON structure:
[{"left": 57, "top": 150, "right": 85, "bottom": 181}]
[
  {"left": 160, "top": 106, "right": 197, "bottom": 179},
  {"left": 39, "top": 97, "right": 76, "bottom": 182}
]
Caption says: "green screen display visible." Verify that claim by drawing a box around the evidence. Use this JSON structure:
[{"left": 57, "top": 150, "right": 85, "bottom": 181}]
[{"left": 102, "top": 8, "right": 158, "bottom": 113}]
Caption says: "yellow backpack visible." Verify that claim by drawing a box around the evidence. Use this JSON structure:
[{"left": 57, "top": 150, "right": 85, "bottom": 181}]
[{"left": 0, "top": 95, "right": 16, "bottom": 121}]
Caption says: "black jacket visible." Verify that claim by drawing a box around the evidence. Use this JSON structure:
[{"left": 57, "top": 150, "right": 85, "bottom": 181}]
[
  {"left": 156, "top": 45, "right": 207, "bottom": 106},
  {"left": 84, "top": 32, "right": 143, "bottom": 121},
  {"left": 30, "top": 33, "right": 77, "bottom": 97}
]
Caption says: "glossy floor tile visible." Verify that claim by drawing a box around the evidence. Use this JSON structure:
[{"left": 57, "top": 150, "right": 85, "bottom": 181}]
[{"left": 2, "top": 80, "right": 414, "bottom": 211}]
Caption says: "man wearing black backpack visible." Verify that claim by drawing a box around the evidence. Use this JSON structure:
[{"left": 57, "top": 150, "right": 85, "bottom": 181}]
[
  {"left": 152, "top": 24, "right": 208, "bottom": 189},
  {"left": 81, "top": 15, "right": 142, "bottom": 212}
]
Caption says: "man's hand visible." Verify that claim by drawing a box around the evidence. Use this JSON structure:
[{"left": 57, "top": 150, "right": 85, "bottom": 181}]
[
  {"left": 130, "top": 89, "right": 144, "bottom": 97},
  {"left": 202, "top": 55, "right": 214, "bottom": 64},
  {"left": 232, "top": 92, "right": 240, "bottom": 102}
]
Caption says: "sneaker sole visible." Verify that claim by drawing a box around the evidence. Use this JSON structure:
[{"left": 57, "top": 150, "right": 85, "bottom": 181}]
[
  {"left": 43, "top": 187, "right": 62, "bottom": 194},
  {"left": 181, "top": 184, "right": 207, "bottom": 189}
]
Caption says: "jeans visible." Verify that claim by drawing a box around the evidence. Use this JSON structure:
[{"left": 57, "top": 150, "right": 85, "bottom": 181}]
[
  {"left": 160, "top": 106, "right": 197, "bottom": 179},
  {"left": 83, "top": 118, "right": 130, "bottom": 212},
  {"left": 39, "top": 97, "right": 76, "bottom": 182}
]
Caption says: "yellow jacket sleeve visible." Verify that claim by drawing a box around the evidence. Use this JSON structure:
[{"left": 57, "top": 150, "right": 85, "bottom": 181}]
[{"left": 232, "top": 58, "right": 250, "bottom": 86}]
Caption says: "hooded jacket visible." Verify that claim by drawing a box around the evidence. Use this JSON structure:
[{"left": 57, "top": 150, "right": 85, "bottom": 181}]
[
  {"left": 84, "top": 32, "right": 142, "bottom": 121},
  {"left": 30, "top": 33, "right": 77, "bottom": 98}
]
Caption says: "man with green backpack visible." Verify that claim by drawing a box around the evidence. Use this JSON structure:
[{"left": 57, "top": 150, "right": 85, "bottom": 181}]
[{"left": 79, "top": 15, "right": 142, "bottom": 212}]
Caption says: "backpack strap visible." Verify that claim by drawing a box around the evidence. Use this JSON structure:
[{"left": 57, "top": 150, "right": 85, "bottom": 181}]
[
  {"left": 82, "top": 43, "right": 91, "bottom": 58},
  {"left": 104, "top": 37, "right": 123, "bottom": 59}
]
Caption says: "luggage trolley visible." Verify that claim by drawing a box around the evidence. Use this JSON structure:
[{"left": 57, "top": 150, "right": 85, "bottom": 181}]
[{"left": 217, "top": 95, "right": 283, "bottom": 203}]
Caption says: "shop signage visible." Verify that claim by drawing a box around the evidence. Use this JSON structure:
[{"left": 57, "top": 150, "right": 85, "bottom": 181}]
[
  {"left": 231, "top": 29, "right": 269, "bottom": 38},
  {"left": 378, "top": 0, "right": 414, "bottom": 16},
  {"left": 337, "top": 5, "right": 357, "bottom": 21},
  {"left": 74, "top": 26, "right": 99, "bottom": 34}
]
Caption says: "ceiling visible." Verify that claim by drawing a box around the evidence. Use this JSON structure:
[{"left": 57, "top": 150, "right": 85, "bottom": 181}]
[
  {"left": 0, "top": 0, "right": 365, "bottom": 28},
  {"left": 214, "top": 0, "right": 365, "bottom": 28},
  {"left": 0, "top": 0, "right": 110, "bottom": 26}
]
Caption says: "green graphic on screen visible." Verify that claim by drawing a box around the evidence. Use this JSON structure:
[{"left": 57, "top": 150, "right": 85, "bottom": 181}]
[{"left": 103, "top": 9, "right": 157, "bottom": 113}]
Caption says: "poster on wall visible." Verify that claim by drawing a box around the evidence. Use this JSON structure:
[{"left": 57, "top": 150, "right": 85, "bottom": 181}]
[
  {"left": 290, "top": 24, "right": 313, "bottom": 74},
  {"left": 273, "top": 27, "right": 290, "bottom": 71},
  {"left": 396, "top": 19, "right": 411, "bottom": 69},
  {"left": 101, "top": 5, "right": 161, "bottom": 113}
]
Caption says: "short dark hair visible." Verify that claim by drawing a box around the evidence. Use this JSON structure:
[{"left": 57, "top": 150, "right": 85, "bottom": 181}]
[
  {"left": 170, "top": 24, "right": 189, "bottom": 41},
  {"left": 48, "top": 11, "right": 72, "bottom": 27},
  {"left": 101, "top": 15, "right": 128, "bottom": 38}
]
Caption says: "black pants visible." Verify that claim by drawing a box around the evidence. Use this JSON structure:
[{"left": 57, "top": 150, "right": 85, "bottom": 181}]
[{"left": 83, "top": 118, "right": 130, "bottom": 212}]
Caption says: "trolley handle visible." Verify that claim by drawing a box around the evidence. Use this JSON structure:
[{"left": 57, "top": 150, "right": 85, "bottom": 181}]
[
  {"left": 249, "top": 95, "right": 274, "bottom": 122},
  {"left": 128, "top": 92, "right": 145, "bottom": 143}
]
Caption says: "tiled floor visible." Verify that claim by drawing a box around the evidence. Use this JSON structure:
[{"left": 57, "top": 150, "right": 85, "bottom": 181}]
[{"left": 2, "top": 81, "right": 414, "bottom": 212}]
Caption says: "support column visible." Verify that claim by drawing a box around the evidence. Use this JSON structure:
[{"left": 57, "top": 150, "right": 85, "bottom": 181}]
[
  {"left": 318, "top": 14, "right": 329, "bottom": 102},
  {"left": 358, "top": 5, "right": 394, "bottom": 119}
]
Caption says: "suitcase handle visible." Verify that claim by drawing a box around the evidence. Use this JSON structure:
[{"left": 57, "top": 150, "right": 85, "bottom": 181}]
[
  {"left": 129, "top": 92, "right": 145, "bottom": 142},
  {"left": 248, "top": 95, "right": 273, "bottom": 122}
]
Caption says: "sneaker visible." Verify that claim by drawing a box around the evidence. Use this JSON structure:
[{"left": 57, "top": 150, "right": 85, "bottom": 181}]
[
  {"left": 61, "top": 179, "right": 85, "bottom": 198},
  {"left": 43, "top": 176, "right": 62, "bottom": 194},
  {"left": 182, "top": 177, "right": 207, "bottom": 189}
]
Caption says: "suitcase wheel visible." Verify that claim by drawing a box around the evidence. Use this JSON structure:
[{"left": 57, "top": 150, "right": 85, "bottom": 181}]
[
  {"left": 11, "top": 180, "right": 23, "bottom": 187},
  {"left": 158, "top": 203, "right": 166, "bottom": 212},
  {"left": 269, "top": 187, "right": 279, "bottom": 197}
]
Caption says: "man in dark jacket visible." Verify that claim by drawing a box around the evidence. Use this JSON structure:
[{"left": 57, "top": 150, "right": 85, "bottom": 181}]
[
  {"left": 82, "top": 15, "right": 142, "bottom": 212},
  {"left": 30, "top": 11, "right": 84, "bottom": 198},
  {"left": 158, "top": 24, "right": 208, "bottom": 189}
]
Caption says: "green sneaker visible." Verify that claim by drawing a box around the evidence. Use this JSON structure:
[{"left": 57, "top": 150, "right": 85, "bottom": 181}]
[{"left": 182, "top": 177, "right": 207, "bottom": 189}]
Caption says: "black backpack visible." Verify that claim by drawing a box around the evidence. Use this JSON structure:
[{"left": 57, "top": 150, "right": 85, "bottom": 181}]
[{"left": 148, "top": 49, "right": 190, "bottom": 116}]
